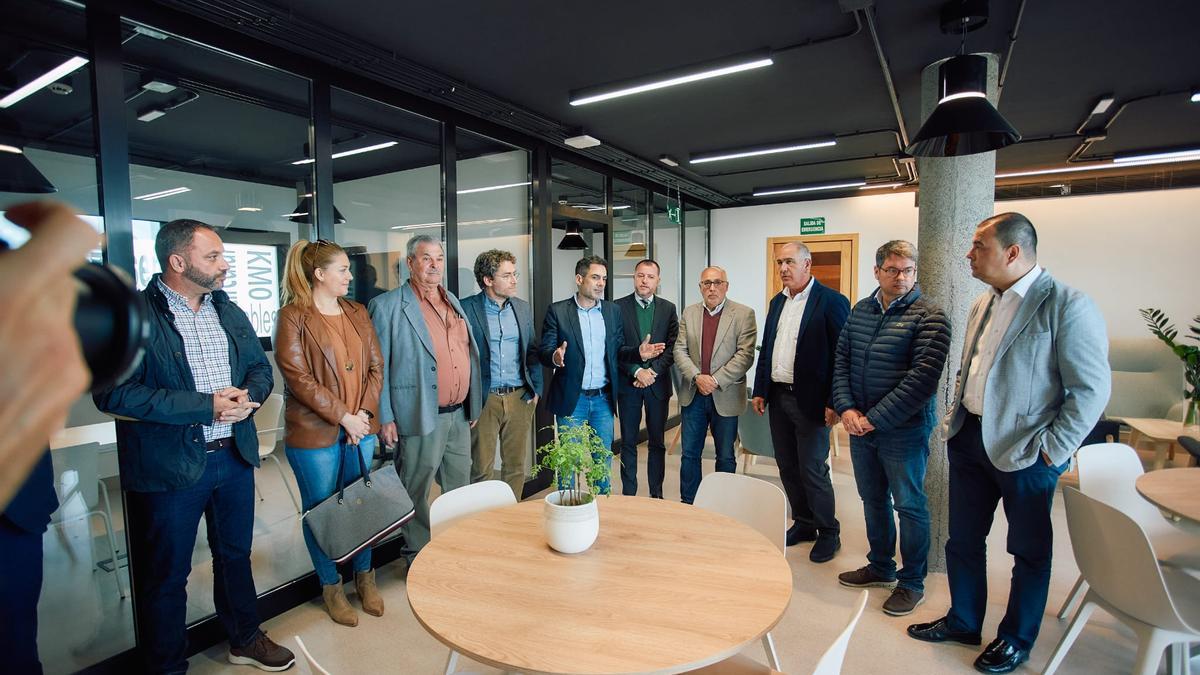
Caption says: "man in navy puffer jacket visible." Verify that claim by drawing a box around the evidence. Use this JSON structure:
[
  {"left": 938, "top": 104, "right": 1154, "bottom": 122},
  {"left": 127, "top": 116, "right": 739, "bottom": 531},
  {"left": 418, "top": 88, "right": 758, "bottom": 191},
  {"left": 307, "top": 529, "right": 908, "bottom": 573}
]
[{"left": 831, "top": 240, "right": 951, "bottom": 618}]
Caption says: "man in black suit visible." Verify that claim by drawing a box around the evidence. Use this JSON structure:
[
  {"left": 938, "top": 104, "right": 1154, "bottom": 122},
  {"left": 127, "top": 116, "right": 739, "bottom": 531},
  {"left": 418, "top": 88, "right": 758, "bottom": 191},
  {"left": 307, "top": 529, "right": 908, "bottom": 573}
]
[
  {"left": 614, "top": 259, "right": 679, "bottom": 498},
  {"left": 0, "top": 452, "right": 57, "bottom": 673},
  {"left": 753, "top": 241, "right": 851, "bottom": 563},
  {"left": 540, "top": 256, "right": 666, "bottom": 493}
]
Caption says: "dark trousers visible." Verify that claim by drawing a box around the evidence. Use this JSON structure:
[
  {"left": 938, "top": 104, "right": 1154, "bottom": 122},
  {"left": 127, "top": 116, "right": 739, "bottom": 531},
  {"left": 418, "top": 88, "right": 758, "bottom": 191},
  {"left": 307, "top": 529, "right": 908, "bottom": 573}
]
[
  {"left": 767, "top": 383, "right": 838, "bottom": 535},
  {"left": 617, "top": 385, "right": 668, "bottom": 498},
  {"left": 126, "top": 447, "right": 261, "bottom": 674},
  {"left": 679, "top": 394, "right": 739, "bottom": 504},
  {"left": 0, "top": 517, "right": 46, "bottom": 674},
  {"left": 945, "top": 413, "right": 1066, "bottom": 651}
]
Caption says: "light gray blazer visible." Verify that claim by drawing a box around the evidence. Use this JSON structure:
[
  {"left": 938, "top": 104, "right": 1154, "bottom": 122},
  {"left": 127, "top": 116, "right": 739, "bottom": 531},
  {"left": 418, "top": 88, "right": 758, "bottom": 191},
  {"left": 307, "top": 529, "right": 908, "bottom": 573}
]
[
  {"left": 368, "top": 282, "right": 483, "bottom": 437},
  {"left": 945, "top": 270, "right": 1111, "bottom": 471},
  {"left": 674, "top": 299, "right": 757, "bottom": 417}
]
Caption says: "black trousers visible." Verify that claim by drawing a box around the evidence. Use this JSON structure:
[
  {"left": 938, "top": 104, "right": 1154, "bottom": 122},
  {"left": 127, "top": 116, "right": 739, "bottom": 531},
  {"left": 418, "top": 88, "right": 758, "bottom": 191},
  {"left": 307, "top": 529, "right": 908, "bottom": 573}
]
[
  {"left": 617, "top": 384, "right": 669, "bottom": 497},
  {"left": 768, "top": 383, "right": 839, "bottom": 535},
  {"left": 0, "top": 516, "right": 45, "bottom": 674}
]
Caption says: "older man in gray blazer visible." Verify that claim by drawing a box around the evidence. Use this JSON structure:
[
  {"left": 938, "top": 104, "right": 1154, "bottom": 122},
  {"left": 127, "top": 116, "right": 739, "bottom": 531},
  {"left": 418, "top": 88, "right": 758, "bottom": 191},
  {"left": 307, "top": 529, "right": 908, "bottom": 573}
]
[
  {"left": 907, "top": 213, "right": 1110, "bottom": 674},
  {"left": 369, "top": 235, "right": 482, "bottom": 555},
  {"left": 674, "top": 266, "right": 757, "bottom": 504}
]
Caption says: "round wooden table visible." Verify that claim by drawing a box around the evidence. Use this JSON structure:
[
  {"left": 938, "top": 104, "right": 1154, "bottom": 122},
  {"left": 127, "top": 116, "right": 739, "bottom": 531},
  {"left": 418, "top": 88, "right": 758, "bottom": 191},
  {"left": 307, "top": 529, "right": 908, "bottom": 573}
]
[
  {"left": 406, "top": 495, "right": 793, "bottom": 675},
  {"left": 1136, "top": 468, "right": 1200, "bottom": 535}
]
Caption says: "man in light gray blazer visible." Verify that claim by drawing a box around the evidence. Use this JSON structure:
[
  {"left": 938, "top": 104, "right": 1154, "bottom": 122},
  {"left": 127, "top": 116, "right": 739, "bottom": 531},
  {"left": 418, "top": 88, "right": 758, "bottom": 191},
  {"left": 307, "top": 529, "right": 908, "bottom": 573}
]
[
  {"left": 369, "top": 235, "right": 482, "bottom": 555},
  {"left": 674, "top": 266, "right": 757, "bottom": 504},
  {"left": 907, "top": 213, "right": 1110, "bottom": 675}
]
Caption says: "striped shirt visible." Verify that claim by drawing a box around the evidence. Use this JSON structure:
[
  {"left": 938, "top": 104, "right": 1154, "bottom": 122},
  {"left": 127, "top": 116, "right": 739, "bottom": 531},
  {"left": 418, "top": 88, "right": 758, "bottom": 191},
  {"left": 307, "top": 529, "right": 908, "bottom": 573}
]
[{"left": 158, "top": 279, "right": 233, "bottom": 442}]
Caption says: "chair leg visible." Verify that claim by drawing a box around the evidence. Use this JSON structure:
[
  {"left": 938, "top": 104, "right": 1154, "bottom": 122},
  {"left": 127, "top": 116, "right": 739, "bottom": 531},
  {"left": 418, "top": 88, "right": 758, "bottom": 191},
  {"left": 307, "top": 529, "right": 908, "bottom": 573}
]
[
  {"left": 443, "top": 649, "right": 459, "bottom": 675},
  {"left": 1055, "top": 575, "right": 1087, "bottom": 619},
  {"left": 94, "top": 510, "right": 127, "bottom": 600},
  {"left": 762, "top": 631, "right": 781, "bottom": 672},
  {"left": 832, "top": 425, "right": 841, "bottom": 457},
  {"left": 1041, "top": 599, "right": 1096, "bottom": 675},
  {"left": 268, "top": 454, "right": 302, "bottom": 514},
  {"left": 1131, "top": 627, "right": 1173, "bottom": 675},
  {"left": 1168, "top": 642, "right": 1189, "bottom": 675}
]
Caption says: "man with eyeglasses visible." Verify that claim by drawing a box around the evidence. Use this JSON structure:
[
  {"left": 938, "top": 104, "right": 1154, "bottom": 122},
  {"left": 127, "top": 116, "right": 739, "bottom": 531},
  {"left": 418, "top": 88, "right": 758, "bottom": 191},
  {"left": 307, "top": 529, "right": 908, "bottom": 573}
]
[
  {"left": 831, "top": 240, "right": 951, "bottom": 617},
  {"left": 460, "top": 250, "right": 542, "bottom": 500},
  {"left": 674, "top": 266, "right": 757, "bottom": 504}
]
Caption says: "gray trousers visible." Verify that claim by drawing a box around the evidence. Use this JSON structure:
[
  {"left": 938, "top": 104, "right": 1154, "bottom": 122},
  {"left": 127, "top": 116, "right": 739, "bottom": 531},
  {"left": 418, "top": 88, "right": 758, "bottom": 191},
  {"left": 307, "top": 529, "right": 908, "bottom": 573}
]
[{"left": 397, "top": 409, "right": 471, "bottom": 552}]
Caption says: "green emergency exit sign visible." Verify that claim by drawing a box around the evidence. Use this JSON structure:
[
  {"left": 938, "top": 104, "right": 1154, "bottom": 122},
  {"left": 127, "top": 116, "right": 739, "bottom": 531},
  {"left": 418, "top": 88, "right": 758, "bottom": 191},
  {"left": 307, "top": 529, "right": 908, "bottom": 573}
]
[
  {"left": 800, "top": 217, "right": 825, "bottom": 235},
  {"left": 667, "top": 206, "right": 681, "bottom": 225}
]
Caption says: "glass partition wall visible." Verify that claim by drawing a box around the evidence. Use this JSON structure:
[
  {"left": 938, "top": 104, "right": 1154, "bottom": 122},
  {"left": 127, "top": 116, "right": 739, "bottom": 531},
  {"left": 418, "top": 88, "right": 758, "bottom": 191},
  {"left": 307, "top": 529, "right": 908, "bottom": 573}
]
[{"left": 2, "top": 3, "right": 710, "bottom": 670}]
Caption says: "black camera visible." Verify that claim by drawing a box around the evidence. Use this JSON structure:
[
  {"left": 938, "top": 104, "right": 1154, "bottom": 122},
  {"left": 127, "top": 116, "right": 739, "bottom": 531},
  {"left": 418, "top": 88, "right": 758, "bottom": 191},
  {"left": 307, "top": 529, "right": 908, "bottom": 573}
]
[{"left": 73, "top": 263, "right": 149, "bottom": 392}]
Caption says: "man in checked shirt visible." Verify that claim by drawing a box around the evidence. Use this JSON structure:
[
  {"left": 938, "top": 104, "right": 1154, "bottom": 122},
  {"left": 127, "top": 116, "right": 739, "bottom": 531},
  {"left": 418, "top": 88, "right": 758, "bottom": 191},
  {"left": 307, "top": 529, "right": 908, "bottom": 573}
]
[{"left": 95, "top": 219, "right": 294, "bottom": 673}]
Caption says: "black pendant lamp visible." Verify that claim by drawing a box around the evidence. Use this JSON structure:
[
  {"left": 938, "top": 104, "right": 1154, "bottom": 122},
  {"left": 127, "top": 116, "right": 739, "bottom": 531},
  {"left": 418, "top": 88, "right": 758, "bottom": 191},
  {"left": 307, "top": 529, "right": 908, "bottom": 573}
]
[
  {"left": 0, "top": 115, "right": 56, "bottom": 193},
  {"left": 288, "top": 195, "right": 346, "bottom": 224},
  {"left": 905, "top": 54, "right": 1021, "bottom": 157},
  {"left": 557, "top": 220, "right": 587, "bottom": 250}
]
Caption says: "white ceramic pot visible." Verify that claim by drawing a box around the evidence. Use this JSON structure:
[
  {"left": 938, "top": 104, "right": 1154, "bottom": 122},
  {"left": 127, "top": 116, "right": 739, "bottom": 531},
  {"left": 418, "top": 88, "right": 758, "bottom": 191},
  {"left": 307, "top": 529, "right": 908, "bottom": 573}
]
[{"left": 543, "top": 490, "right": 599, "bottom": 554}]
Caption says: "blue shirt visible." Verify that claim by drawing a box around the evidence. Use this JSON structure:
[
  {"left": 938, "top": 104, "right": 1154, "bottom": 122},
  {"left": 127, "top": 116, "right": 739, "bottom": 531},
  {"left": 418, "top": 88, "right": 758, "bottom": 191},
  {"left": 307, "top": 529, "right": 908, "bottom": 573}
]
[
  {"left": 484, "top": 294, "right": 524, "bottom": 389},
  {"left": 575, "top": 296, "right": 608, "bottom": 390}
]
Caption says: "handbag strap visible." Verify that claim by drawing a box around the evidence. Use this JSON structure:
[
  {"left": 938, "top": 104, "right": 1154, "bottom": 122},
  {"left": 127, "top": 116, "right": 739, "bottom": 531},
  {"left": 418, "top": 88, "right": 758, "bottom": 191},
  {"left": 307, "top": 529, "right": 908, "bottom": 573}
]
[{"left": 335, "top": 441, "right": 372, "bottom": 505}]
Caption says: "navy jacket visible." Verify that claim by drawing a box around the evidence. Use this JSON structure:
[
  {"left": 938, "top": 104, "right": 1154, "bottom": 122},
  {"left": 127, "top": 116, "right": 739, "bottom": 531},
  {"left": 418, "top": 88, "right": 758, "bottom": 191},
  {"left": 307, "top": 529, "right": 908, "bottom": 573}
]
[
  {"left": 752, "top": 279, "right": 851, "bottom": 424},
  {"left": 539, "top": 297, "right": 642, "bottom": 417},
  {"left": 831, "top": 287, "right": 952, "bottom": 433},
  {"left": 93, "top": 275, "right": 273, "bottom": 492},
  {"left": 460, "top": 292, "right": 543, "bottom": 402},
  {"left": 614, "top": 294, "right": 679, "bottom": 401},
  {"left": 2, "top": 452, "right": 56, "bottom": 534}
]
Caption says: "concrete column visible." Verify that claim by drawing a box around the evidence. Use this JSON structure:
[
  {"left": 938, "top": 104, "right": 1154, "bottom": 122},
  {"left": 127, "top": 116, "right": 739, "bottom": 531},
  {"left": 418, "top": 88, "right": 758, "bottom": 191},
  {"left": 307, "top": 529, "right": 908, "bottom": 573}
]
[{"left": 916, "top": 53, "right": 998, "bottom": 573}]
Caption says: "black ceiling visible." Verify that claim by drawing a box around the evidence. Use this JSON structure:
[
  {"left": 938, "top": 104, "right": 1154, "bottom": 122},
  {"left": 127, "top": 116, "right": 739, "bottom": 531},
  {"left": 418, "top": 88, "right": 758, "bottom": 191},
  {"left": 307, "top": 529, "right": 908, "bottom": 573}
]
[{"left": 5, "top": 0, "right": 1199, "bottom": 206}]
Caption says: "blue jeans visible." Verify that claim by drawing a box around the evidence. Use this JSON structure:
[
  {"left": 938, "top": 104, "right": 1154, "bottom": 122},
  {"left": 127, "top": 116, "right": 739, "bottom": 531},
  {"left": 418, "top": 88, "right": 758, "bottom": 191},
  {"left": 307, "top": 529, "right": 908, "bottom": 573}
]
[
  {"left": 558, "top": 391, "right": 614, "bottom": 494},
  {"left": 849, "top": 424, "right": 931, "bottom": 592},
  {"left": 679, "top": 394, "right": 738, "bottom": 504},
  {"left": 286, "top": 433, "right": 377, "bottom": 586},
  {"left": 125, "top": 446, "right": 261, "bottom": 674}
]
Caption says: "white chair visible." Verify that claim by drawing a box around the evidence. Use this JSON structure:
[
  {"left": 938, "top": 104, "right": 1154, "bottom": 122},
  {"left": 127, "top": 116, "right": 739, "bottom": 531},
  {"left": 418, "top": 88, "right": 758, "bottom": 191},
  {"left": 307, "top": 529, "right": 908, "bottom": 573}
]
[
  {"left": 50, "top": 442, "right": 127, "bottom": 600},
  {"left": 293, "top": 635, "right": 331, "bottom": 675},
  {"left": 685, "top": 590, "right": 868, "bottom": 675},
  {"left": 1055, "top": 443, "right": 1200, "bottom": 619},
  {"left": 429, "top": 480, "right": 518, "bottom": 673},
  {"left": 254, "top": 393, "right": 300, "bottom": 514},
  {"left": 694, "top": 472, "right": 788, "bottom": 669},
  {"left": 1044, "top": 488, "right": 1200, "bottom": 675}
]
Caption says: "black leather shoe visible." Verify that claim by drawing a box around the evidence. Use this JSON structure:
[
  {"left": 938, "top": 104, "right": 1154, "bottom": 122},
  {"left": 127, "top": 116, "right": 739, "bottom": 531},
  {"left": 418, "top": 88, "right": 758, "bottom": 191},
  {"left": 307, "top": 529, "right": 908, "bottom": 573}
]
[
  {"left": 973, "top": 638, "right": 1028, "bottom": 673},
  {"left": 786, "top": 523, "right": 817, "bottom": 546},
  {"left": 906, "top": 616, "right": 982, "bottom": 646},
  {"left": 809, "top": 534, "right": 840, "bottom": 562}
]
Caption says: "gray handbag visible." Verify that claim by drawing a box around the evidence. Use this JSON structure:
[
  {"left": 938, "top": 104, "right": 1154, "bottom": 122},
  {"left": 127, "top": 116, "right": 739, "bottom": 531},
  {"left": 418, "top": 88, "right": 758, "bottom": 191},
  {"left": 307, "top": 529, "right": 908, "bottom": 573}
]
[{"left": 303, "top": 443, "right": 416, "bottom": 564}]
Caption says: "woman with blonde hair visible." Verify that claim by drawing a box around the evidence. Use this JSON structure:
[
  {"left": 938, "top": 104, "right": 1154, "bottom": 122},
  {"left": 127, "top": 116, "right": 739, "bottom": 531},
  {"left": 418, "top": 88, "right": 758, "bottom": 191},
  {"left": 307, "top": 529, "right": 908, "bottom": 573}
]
[{"left": 274, "top": 239, "right": 385, "bottom": 627}]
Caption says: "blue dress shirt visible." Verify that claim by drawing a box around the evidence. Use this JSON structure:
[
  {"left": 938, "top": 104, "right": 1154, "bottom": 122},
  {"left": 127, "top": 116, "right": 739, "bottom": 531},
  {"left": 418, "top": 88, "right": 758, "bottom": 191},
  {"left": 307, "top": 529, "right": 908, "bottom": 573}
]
[
  {"left": 575, "top": 296, "right": 608, "bottom": 390},
  {"left": 484, "top": 294, "right": 524, "bottom": 389}
]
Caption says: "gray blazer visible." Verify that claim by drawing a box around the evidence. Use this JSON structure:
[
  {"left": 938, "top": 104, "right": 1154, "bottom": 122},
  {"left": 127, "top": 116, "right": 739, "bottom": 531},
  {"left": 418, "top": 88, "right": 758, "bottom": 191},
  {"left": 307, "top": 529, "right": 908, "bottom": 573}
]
[
  {"left": 368, "top": 282, "right": 483, "bottom": 437},
  {"left": 945, "top": 270, "right": 1111, "bottom": 471},
  {"left": 674, "top": 299, "right": 757, "bottom": 418}
]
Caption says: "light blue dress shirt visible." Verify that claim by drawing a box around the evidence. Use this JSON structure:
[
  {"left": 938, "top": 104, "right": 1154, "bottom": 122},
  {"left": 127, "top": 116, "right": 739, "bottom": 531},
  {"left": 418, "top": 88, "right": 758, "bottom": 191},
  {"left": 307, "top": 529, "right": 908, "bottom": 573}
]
[
  {"left": 575, "top": 296, "right": 608, "bottom": 390},
  {"left": 484, "top": 294, "right": 523, "bottom": 389}
]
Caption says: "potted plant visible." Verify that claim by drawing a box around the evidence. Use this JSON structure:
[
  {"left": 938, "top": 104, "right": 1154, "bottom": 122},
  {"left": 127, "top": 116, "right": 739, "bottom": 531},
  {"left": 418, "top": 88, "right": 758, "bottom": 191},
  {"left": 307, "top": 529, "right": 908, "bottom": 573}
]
[
  {"left": 1140, "top": 309, "right": 1200, "bottom": 430},
  {"left": 533, "top": 421, "right": 613, "bottom": 554}
]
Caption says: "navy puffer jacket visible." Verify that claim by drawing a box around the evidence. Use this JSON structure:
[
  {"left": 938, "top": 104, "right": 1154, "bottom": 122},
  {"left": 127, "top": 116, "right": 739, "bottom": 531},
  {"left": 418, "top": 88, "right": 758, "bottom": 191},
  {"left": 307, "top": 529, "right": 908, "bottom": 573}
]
[{"left": 831, "top": 287, "right": 951, "bottom": 432}]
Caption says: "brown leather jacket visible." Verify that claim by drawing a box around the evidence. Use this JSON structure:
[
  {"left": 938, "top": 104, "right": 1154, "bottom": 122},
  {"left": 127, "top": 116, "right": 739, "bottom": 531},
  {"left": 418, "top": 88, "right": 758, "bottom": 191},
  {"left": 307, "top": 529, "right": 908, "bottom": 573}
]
[{"left": 274, "top": 298, "right": 383, "bottom": 448}]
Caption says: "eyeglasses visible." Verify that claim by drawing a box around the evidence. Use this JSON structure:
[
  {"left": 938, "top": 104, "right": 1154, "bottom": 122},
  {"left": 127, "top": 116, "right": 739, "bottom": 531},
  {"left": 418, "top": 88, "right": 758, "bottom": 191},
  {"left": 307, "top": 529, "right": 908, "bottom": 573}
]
[
  {"left": 494, "top": 272, "right": 520, "bottom": 281},
  {"left": 880, "top": 266, "right": 916, "bottom": 278},
  {"left": 699, "top": 279, "right": 727, "bottom": 288}
]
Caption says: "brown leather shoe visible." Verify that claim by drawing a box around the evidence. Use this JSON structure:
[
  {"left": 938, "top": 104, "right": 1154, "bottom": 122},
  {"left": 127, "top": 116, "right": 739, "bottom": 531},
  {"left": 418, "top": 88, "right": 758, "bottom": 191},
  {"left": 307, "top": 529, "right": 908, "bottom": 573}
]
[
  {"left": 322, "top": 584, "right": 358, "bottom": 627},
  {"left": 227, "top": 631, "right": 295, "bottom": 671},
  {"left": 355, "top": 569, "right": 385, "bottom": 617}
]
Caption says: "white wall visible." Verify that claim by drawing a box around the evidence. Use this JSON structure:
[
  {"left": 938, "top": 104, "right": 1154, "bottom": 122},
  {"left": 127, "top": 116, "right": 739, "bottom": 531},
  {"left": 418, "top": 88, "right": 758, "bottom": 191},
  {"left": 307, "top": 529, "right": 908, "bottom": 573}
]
[{"left": 712, "top": 187, "right": 1200, "bottom": 344}]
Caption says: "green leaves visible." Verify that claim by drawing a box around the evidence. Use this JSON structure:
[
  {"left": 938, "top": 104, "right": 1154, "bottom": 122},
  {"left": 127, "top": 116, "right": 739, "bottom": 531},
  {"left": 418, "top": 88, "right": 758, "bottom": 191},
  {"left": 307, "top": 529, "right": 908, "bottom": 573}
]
[
  {"left": 533, "top": 422, "right": 614, "bottom": 506},
  {"left": 1141, "top": 308, "right": 1200, "bottom": 401}
]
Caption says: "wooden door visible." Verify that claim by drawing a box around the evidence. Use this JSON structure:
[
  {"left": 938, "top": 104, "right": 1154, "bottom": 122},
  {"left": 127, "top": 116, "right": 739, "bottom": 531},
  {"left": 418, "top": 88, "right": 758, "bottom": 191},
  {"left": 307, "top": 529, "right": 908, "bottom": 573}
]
[{"left": 766, "top": 234, "right": 858, "bottom": 305}]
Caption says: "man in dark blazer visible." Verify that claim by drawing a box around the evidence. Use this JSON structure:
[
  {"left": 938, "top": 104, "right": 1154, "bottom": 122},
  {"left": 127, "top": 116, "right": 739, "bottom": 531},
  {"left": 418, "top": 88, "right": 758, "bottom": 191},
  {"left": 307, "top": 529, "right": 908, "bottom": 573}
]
[
  {"left": 753, "top": 241, "right": 851, "bottom": 563},
  {"left": 540, "top": 255, "right": 666, "bottom": 493},
  {"left": 614, "top": 259, "right": 679, "bottom": 498},
  {"left": 460, "top": 249, "right": 543, "bottom": 500},
  {"left": 0, "top": 453, "right": 57, "bottom": 673}
]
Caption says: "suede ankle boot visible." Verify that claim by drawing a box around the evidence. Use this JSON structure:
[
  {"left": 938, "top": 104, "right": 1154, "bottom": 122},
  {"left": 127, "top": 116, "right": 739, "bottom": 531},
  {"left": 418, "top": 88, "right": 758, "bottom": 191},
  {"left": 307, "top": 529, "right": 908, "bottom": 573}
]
[
  {"left": 355, "top": 570, "right": 385, "bottom": 617},
  {"left": 322, "top": 584, "right": 358, "bottom": 626}
]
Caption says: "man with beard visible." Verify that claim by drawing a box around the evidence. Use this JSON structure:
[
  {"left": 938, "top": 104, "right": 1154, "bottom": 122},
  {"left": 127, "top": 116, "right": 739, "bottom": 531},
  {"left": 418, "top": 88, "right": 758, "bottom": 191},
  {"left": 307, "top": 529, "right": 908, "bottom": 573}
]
[{"left": 94, "top": 219, "right": 294, "bottom": 673}]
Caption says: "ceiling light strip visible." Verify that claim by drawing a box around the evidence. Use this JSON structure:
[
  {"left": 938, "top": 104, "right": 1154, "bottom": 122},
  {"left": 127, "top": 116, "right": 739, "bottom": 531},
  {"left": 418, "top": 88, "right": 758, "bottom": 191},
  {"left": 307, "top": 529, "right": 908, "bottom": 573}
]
[
  {"left": 569, "top": 53, "right": 773, "bottom": 106},
  {"left": 1113, "top": 148, "right": 1200, "bottom": 163},
  {"left": 0, "top": 56, "right": 89, "bottom": 108},
  {"left": 752, "top": 180, "right": 866, "bottom": 197},
  {"left": 292, "top": 141, "right": 400, "bottom": 165},
  {"left": 997, "top": 153, "right": 1200, "bottom": 179},
  {"left": 690, "top": 139, "right": 836, "bottom": 164},
  {"left": 134, "top": 187, "right": 191, "bottom": 201},
  {"left": 457, "top": 181, "right": 532, "bottom": 195}
]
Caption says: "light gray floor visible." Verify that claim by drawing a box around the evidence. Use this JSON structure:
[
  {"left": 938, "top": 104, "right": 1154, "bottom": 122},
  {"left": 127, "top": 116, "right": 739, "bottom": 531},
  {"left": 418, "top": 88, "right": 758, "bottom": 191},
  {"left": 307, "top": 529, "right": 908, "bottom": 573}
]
[{"left": 172, "top": 431, "right": 1195, "bottom": 675}]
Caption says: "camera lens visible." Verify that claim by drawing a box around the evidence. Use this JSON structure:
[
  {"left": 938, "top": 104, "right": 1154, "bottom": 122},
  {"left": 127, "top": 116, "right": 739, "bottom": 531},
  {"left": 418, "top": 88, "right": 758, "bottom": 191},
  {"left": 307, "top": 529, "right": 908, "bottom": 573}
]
[{"left": 73, "top": 263, "right": 149, "bottom": 392}]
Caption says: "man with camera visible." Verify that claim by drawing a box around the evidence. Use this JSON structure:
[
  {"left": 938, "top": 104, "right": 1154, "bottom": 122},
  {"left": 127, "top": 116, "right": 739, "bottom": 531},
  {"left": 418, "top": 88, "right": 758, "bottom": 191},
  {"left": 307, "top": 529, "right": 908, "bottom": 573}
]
[{"left": 94, "top": 219, "right": 294, "bottom": 673}]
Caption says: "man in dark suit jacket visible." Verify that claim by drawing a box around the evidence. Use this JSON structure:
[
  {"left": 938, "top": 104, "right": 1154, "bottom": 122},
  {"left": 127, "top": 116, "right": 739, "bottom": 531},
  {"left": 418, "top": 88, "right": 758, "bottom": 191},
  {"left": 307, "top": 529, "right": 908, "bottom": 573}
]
[
  {"left": 0, "top": 452, "right": 57, "bottom": 674},
  {"left": 753, "top": 241, "right": 851, "bottom": 563},
  {"left": 460, "top": 249, "right": 544, "bottom": 500},
  {"left": 614, "top": 259, "right": 679, "bottom": 498},
  {"left": 540, "top": 256, "right": 666, "bottom": 493}
]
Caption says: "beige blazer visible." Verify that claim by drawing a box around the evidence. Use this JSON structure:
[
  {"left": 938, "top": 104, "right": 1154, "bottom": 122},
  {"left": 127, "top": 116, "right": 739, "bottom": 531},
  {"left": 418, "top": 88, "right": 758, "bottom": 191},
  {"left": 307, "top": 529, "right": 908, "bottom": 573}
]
[{"left": 674, "top": 299, "right": 758, "bottom": 417}]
